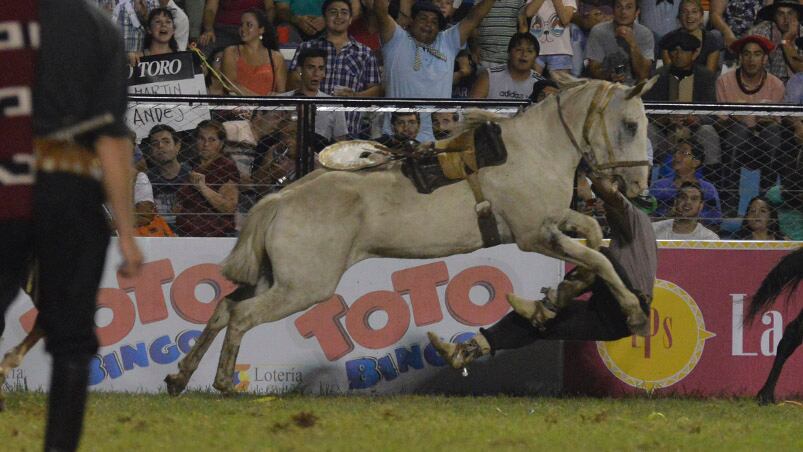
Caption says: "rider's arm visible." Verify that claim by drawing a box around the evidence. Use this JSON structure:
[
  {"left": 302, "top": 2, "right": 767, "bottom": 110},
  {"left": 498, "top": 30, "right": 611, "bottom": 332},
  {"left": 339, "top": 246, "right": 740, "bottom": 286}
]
[{"left": 589, "top": 173, "right": 625, "bottom": 212}]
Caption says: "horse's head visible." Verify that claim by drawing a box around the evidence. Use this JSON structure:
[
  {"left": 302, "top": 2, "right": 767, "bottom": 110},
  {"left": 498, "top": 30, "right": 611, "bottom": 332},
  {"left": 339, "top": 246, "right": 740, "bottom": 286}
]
[{"left": 554, "top": 75, "right": 657, "bottom": 199}]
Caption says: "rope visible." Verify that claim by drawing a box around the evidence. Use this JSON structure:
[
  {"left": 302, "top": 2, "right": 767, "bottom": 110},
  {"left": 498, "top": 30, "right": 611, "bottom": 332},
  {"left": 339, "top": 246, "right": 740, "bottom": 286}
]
[{"left": 190, "top": 46, "right": 243, "bottom": 96}]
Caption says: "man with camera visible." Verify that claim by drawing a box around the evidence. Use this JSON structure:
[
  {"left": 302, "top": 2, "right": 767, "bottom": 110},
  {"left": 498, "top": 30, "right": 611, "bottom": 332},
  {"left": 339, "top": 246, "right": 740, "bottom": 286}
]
[{"left": 586, "top": 0, "right": 654, "bottom": 84}]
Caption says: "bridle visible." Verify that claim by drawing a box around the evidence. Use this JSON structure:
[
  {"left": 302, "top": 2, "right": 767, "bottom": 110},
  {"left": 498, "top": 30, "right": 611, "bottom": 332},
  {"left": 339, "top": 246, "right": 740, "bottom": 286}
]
[{"left": 556, "top": 82, "right": 650, "bottom": 173}]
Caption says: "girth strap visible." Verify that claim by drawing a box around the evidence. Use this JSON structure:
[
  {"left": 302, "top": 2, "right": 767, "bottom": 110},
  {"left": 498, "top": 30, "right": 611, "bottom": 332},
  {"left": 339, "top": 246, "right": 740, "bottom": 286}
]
[{"left": 463, "top": 153, "right": 502, "bottom": 248}]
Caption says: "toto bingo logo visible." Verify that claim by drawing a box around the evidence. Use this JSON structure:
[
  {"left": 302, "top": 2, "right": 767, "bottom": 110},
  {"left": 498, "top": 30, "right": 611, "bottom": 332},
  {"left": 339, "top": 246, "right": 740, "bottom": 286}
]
[{"left": 597, "top": 279, "right": 715, "bottom": 392}]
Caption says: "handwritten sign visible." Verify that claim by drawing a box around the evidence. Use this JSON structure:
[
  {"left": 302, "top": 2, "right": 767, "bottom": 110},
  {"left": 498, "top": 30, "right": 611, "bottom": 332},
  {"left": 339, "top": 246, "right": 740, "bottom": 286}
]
[{"left": 126, "top": 52, "right": 210, "bottom": 140}]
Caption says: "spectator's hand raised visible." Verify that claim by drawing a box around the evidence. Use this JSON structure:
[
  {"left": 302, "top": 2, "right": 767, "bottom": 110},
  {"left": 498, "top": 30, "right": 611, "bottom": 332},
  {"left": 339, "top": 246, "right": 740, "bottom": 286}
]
[
  {"left": 134, "top": 0, "right": 148, "bottom": 19},
  {"left": 199, "top": 30, "right": 216, "bottom": 46}
]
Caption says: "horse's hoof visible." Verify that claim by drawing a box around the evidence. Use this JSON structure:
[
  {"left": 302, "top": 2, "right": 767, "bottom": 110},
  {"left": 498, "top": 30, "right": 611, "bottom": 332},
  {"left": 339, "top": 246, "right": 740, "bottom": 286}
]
[
  {"left": 164, "top": 373, "right": 187, "bottom": 396},
  {"left": 213, "top": 380, "right": 235, "bottom": 395},
  {"left": 757, "top": 392, "right": 775, "bottom": 406}
]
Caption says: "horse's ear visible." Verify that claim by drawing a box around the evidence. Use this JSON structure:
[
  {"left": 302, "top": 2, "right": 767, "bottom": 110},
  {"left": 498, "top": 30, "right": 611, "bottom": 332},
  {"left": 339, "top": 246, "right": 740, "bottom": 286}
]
[
  {"left": 551, "top": 72, "right": 587, "bottom": 90},
  {"left": 625, "top": 75, "right": 659, "bottom": 99}
]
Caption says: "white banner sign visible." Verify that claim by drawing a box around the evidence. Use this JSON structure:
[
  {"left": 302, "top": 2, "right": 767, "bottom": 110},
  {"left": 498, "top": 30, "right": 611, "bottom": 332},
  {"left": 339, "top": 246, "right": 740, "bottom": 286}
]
[
  {"left": 2, "top": 238, "right": 563, "bottom": 394},
  {"left": 126, "top": 52, "right": 210, "bottom": 141}
]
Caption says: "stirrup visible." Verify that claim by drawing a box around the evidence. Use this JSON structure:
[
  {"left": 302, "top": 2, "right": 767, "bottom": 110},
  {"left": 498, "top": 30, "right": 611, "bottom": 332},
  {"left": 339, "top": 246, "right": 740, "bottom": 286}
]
[{"left": 530, "top": 299, "right": 557, "bottom": 330}]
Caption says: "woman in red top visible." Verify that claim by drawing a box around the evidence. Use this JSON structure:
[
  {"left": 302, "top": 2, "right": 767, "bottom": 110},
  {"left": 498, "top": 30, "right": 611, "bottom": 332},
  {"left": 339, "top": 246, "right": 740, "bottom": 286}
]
[
  {"left": 222, "top": 8, "right": 287, "bottom": 95},
  {"left": 175, "top": 120, "right": 241, "bottom": 237},
  {"left": 200, "top": 0, "right": 275, "bottom": 55}
]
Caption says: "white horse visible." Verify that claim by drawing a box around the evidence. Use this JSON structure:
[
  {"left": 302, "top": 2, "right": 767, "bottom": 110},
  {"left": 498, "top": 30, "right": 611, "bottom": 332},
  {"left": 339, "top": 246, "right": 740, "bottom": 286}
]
[{"left": 165, "top": 77, "right": 657, "bottom": 395}]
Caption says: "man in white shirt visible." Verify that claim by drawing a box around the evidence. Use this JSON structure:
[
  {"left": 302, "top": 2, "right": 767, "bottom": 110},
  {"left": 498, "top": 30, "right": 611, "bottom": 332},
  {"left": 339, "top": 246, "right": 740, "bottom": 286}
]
[
  {"left": 280, "top": 48, "right": 349, "bottom": 146},
  {"left": 470, "top": 33, "right": 546, "bottom": 99},
  {"left": 652, "top": 181, "right": 720, "bottom": 240}
]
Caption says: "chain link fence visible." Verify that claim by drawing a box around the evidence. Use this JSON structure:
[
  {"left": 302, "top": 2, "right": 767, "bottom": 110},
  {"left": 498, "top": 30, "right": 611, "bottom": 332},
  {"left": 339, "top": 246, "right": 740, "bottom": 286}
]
[{"left": 128, "top": 95, "right": 802, "bottom": 240}]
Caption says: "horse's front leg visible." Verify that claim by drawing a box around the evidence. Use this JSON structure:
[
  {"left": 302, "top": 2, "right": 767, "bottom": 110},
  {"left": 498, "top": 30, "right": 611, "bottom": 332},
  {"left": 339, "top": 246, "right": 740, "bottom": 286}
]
[
  {"left": 530, "top": 210, "right": 649, "bottom": 336},
  {"left": 507, "top": 211, "right": 600, "bottom": 325},
  {"left": 550, "top": 210, "right": 603, "bottom": 308}
]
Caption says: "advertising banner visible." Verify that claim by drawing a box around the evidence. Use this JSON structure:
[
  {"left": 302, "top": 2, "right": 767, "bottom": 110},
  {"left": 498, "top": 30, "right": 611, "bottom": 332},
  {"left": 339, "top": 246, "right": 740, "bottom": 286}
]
[
  {"left": 2, "top": 238, "right": 563, "bottom": 395},
  {"left": 126, "top": 52, "right": 210, "bottom": 141},
  {"left": 564, "top": 242, "right": 803, "bottom": 399}
]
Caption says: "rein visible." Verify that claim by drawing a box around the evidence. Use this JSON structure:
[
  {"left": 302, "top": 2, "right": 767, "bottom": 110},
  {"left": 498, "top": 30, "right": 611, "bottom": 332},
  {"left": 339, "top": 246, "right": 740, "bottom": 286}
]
[{"left": 555, "top": 83, "right": 650, "bottom": 173}]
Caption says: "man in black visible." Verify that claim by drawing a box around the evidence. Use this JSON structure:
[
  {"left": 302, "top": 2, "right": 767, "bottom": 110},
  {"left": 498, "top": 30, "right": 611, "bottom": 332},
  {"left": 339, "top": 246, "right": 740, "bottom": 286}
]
[
  {"left": 1, "top": 1, "right": 143, "bottom": 450},
  {"left": 429, "top": 173, "right": 658, "bottom": 368},
  {"left": 145, "top": 124, "right": 191, "bottom": 231}
]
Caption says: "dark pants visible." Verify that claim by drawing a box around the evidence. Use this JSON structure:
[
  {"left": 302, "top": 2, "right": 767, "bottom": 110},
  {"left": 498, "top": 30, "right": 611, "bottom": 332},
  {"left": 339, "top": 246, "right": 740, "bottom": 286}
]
[
  {"left": 0, "top": 221, "right": 33, "bottom": 337},
  {"left": 1, "top": 172, "right": 109, "bottom": 450},
  {"left": 482, "top": 277, "right": 644, "bottom": 352},
  {"left": 34, "top": 173, "right": 109, "bottom": 357}
]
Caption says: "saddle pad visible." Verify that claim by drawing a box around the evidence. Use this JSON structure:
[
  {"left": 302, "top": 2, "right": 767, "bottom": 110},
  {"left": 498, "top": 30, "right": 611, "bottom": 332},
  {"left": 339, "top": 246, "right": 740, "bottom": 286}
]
[{"left": 318, "top": 140, "right": 393, "bottom": 170}]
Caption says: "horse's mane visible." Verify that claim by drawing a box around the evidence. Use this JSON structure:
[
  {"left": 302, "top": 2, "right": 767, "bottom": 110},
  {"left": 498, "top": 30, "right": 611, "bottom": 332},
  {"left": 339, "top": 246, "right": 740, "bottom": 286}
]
[{"left": 457, "top": 78, "right": 608, "bottom": 134}]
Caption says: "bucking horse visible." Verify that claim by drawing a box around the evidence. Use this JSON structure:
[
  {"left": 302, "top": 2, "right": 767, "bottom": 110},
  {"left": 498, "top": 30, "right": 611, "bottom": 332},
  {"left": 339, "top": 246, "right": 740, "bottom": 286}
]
[{"left": 164, "top": 76, "right": 658, "bottom": 395}]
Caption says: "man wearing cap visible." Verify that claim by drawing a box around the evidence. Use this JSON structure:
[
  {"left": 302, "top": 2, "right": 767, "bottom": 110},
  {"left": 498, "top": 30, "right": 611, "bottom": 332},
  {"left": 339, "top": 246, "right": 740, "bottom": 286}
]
[
  {"left": 646, "top": 32, "right": 717, "bottom": 103},
  {"left": 716, "top": 35, "right": 785, "bottom": 194},
  {"left": 586, "top": 0, "right": 654, "bottom": 84},
  {"left": 645, "top": 31, "right": 721, "bottom": 180},
  {"left": 749, "top": 0, "right": 803, "bottom": 83},
  {"left": 367, "top": 0, "right": 497, "bottom": 140}
]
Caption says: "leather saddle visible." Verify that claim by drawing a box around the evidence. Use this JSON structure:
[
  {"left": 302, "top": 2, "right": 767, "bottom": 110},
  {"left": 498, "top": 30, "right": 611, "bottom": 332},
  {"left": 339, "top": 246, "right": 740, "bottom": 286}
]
[{"left": 400, "top": 121, "right": 507, "bottom": 194}]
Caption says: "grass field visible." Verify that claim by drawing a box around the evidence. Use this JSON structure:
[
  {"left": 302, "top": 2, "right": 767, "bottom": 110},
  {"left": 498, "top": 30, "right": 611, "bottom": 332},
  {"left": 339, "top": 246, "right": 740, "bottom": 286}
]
[{"left": 1, "top": 392, "right": 801, "bottom": 451}]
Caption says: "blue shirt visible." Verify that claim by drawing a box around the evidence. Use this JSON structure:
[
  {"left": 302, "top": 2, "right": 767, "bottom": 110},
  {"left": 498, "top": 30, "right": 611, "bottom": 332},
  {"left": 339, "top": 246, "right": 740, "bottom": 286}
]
[
  {"left": 638, "top": 1, "right": 680, "bottom": 42},
  {"left": 784, "top": 73, "right": 803, "bottom": 104},
  {"left": 382, "top": 24, "right": 462, "bottom": 140},
  {"left": 650, "top": 177, "right": 723, "bottom": 225}
]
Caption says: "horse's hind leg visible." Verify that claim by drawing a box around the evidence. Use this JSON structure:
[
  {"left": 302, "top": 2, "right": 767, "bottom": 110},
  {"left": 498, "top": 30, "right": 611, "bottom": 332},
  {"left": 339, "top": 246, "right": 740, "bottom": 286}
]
[
  {"left": 757, "top": 312, "right": 803, "bottom": 405},
  {"left": 0, "top": 325, "right": 45, "bottom": 411},
  {"left": 536, "top": 213, "right": 649, "bottom": 336},
  {"left": 212, "top": 285, "right": 330, "bottom": 394},
  {"left": 165, "top": 293, "right": 239, "bottom": 396}
]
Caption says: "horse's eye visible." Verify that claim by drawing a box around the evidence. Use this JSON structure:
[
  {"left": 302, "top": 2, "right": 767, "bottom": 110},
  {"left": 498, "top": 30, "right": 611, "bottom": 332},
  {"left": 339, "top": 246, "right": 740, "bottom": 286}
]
[{"left": 623, "top": 121, "right": 638, "bottom": 136}]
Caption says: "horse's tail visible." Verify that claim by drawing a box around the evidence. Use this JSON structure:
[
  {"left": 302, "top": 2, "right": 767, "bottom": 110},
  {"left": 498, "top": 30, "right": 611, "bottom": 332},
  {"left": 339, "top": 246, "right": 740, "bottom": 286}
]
[
  {"left": 746, "top": 247, "right": 803, "bottom": 324},
  {"left": 221, "top": 196, "right": 279, "bottom": 286}
]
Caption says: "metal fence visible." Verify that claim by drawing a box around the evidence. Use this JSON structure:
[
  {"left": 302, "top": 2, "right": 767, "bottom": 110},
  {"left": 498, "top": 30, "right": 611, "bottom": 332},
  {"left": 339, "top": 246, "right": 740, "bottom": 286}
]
[{"left": 127, "top": 95, "right": 802, "bottom": 240}]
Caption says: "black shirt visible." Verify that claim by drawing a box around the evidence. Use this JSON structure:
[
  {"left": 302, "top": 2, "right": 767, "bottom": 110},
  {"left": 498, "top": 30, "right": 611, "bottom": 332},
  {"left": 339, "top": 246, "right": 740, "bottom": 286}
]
[{"left": 34, "top": 0, "right": 128, "bottom": 144}]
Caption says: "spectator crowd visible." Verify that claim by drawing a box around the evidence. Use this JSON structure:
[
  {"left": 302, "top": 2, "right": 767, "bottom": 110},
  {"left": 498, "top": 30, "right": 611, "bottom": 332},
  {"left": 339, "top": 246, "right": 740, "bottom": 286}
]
[{"left": 94, "top": 0, "right": 801, "bottom": 240}]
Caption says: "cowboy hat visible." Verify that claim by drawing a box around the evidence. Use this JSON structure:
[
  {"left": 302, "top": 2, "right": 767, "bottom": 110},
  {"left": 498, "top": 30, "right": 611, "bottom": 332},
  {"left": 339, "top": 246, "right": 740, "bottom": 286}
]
[{"left": 755, "top": 1, "right": 803, "bottom": 23}]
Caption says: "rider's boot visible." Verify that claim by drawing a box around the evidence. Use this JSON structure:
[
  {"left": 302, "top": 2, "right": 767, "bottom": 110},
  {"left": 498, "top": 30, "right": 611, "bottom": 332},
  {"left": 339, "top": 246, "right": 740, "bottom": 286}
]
[
  {"left": 427, "top": 332, "right": 491, "bottom": 369},
  {"left": 506, "top": 290, "right": 558, "bottom": 329}
]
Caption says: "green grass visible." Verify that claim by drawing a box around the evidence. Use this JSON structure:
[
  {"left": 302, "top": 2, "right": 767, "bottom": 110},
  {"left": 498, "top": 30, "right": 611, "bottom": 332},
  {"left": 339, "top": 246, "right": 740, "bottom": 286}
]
[{"left": 1, "top": 392, "right": 801, "bottom": 451}]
